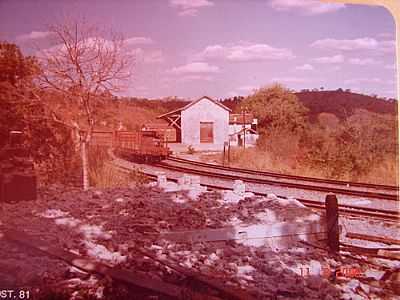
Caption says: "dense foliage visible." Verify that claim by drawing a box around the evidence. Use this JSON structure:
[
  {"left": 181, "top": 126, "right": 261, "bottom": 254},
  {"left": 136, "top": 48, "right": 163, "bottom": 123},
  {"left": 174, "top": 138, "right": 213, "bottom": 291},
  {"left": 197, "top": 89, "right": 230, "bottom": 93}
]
[
  {"left": 0, "top": 42, "right": 76, "bottom": 184},
  {"left": 229, "top": 84, "right": 398, "bottom": 184}
]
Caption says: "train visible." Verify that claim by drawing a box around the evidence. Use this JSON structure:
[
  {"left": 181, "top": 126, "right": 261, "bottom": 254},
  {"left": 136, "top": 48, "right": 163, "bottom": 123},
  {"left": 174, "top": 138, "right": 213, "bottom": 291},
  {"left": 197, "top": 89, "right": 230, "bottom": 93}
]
[{"left": 91, "top": 130, "right": 170, "bottom": 163}]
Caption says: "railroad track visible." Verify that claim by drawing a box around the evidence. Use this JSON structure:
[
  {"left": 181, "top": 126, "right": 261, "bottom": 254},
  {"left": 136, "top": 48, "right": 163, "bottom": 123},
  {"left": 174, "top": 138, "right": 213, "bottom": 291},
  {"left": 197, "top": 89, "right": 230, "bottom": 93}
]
[
  {"left": 157, "top": 157, "right": 399, "bottom": 201},
  {"left": 109, "top": 158, "right": 400, "bottom": 222},
  {"left": 168, "top": 157, "right": 399, "bottom": 192}
]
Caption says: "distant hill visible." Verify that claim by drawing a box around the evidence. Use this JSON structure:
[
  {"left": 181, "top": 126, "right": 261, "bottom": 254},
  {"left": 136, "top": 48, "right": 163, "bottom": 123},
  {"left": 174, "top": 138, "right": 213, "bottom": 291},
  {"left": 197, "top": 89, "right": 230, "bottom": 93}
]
[
  {"left": 121, "top": 90, "right": 397, "bottom": 124},
  {"left": 294, "top": 90, "right": 397, "bottom": 122}
]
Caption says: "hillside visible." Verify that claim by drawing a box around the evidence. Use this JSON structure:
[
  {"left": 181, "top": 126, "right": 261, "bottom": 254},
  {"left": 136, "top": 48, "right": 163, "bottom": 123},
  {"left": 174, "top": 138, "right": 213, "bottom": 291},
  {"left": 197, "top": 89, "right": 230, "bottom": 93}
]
[
  {"left": 81, "top": 90, "right": 398, "bottom": 130},
  {"left": 295, "top": 90, "right": 397, "bottom": 122}
]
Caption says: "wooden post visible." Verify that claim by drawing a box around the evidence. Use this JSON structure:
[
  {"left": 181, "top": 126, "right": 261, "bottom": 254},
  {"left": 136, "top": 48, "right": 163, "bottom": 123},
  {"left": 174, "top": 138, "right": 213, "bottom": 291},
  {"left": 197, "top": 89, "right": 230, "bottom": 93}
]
[
  {"left": 228, "top": 140, "right": 231, "bottom": 165},
  {"left": 325, "top": 194, "right": 339, "bottom": 253},
  {"left": 223, "top": 142, "right": 227, "bottom": 166}
]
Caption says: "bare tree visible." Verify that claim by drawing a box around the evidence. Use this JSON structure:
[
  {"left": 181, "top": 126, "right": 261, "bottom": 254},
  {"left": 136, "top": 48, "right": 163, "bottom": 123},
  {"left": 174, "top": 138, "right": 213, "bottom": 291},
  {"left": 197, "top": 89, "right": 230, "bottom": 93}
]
[{"left": 37, "top": 19, "right": 133, "bottom": 190}]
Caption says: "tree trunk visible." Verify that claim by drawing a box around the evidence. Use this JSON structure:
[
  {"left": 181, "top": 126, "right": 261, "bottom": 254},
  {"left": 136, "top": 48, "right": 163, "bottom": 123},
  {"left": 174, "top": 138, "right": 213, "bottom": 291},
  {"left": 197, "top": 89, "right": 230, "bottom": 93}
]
[
  {"left": 80, "top": 125, "right": 94, "bottom": 191},
  {"left": 81, "top": 139, "right": 90, "bottom": 191}
]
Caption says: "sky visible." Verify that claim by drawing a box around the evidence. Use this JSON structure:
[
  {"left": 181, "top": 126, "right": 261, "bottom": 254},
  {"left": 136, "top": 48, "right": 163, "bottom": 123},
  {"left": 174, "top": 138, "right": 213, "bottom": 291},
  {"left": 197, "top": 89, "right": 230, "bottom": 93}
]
[{"left": 0, "top": 0, "right": 397, "bottom": 100}]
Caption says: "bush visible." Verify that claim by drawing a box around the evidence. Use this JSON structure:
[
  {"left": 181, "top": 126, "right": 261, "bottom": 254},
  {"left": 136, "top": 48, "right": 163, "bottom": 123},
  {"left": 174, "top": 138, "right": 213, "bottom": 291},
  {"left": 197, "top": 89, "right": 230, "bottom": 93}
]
[{"left": 89, "top": 146, "right": 149, "bottom": 188}]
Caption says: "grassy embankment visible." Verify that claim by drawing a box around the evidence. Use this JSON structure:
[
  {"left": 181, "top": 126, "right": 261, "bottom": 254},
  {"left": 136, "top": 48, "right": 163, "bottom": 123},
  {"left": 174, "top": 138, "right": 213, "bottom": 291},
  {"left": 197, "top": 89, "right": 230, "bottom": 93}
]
[
  {"left": 88, "top": 146, "right": 149, "bottom": 188},
  {"left": 210, "top": 147, "right": 398, "bottom": 186},
  {"left": 201, "top": 109, "right": 398, "bottom": 186}
]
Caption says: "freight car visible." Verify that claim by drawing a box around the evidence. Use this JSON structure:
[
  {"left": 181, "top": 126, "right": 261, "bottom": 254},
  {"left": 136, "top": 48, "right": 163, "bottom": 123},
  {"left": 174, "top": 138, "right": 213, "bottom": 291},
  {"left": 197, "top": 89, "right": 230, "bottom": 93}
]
[{"left": 113, "top": 130, "right": 170, "bottom": 163}]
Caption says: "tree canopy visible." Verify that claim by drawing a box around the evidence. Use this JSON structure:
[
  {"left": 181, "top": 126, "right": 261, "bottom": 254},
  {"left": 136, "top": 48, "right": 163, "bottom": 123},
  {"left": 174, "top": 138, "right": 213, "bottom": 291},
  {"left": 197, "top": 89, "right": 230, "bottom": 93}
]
[
  {"left": 0, "top": 42, "right": 76, "bottom": 183},
  {"left": 240, "top": 84, "right": 309, "bottom": 134}
]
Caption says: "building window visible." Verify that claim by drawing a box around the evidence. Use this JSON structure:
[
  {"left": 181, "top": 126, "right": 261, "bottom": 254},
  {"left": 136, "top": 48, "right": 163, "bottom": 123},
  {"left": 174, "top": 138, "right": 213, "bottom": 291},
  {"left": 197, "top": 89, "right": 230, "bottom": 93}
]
[{"left": 200, "top": 122, "right": 214, "bottom": 143}]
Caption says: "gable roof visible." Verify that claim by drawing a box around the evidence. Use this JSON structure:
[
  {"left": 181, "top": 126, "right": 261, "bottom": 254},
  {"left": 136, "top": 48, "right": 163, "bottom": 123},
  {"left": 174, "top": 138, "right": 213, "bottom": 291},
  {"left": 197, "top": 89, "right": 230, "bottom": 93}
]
[{"left": 157, "top": 96, "right": 231, "bottom": 119}]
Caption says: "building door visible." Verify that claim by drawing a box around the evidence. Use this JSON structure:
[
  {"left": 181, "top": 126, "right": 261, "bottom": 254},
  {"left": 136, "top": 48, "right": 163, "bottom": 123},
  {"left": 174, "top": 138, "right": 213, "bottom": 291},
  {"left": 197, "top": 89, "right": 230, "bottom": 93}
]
[{"left": 200, "top": 122, "right": 213, "bottom": 143}]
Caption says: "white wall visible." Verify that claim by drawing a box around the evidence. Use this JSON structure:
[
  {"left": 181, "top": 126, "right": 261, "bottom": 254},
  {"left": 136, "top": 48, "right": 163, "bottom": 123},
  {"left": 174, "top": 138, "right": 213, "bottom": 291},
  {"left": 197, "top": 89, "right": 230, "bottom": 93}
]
[{"left": 181, "top": 97, "right": 229, "bottom": 149}]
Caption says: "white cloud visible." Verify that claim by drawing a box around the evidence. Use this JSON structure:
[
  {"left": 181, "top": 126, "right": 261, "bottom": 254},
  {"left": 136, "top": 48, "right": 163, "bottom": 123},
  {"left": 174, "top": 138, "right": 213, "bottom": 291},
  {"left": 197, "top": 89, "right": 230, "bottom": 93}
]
[
  {"left": 169, "top": 0, "right": 214, "bottom": 16},
  {"left": 295, "top": 64, "right": 314, "bottom": 71},
  {"left": 180, "top": 75, "right": 213, "bottom": 82},
  {"left": 348, "top": 58, "right": 379, "bottom": 66},
  {"left": 125, "top": 37, "right": 154, "bottom": 45},
  {"left": 197, "top": 43, "right": 295, "bottom": 62},
  {"left": 269, "top": 0, "right": 345, "bottom": 15},
  {"left": 270, "top": 77, "right": 309, "bottom": 83},
  {"left": 131, "top": 48, "right": 165, "bottom": 64},
  {"left": 311, "top": 37, "right": 396, "bottom": 55},
  {"left": 344, "top": 78, "right": 383, "bottom": 85},
  {"left": 313, "top": 54, "right": 344, "bottom": 64},
  {"left": 311, "top": 37, "right": 379, "bottom": 51},
  {"left": 38, "top": 37, "right": 118, "bottom": 58},
  {"left": 144, "top": 50, "right": 164, "bottom": 64},
  {"left": 238, "top": 85, "right": 258, "bottom": 92},
  {"left": 17, "top": 31, "right": 52, "bottom": 41},
  {"left": 169, "top": 62, "right": 219, "bottom": 75}
]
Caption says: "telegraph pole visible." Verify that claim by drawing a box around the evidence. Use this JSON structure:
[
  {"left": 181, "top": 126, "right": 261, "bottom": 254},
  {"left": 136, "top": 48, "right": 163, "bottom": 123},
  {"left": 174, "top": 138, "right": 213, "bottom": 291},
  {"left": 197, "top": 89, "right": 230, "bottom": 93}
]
[{"left": 242, "top": 107, "right": 247, "bottom": 149}]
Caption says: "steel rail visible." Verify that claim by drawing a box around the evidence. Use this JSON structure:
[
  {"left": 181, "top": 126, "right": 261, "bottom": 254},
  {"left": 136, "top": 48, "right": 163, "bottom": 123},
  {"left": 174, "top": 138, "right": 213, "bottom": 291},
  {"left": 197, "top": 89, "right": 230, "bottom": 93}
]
[
  {"left": 154, "top": 161, "right": 399, "bottom": 201},
  {"left": 110, "top": 159, "right": 399, "bottom": 222},
  {"left": 168, "top": 156, "right": 399, "bottom": 192}
]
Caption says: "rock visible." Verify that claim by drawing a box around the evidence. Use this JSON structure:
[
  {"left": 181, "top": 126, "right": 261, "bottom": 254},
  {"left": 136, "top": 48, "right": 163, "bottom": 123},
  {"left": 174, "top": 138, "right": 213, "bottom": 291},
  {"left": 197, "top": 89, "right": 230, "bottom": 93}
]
[
  {"left": 92, "top": 191, "right": 103, "bottom": 199},
  {"left": 359, "top": 282, "right": 370, "bottom": 294},
  {"left": 346, "top": 279, "right": 360, "bottom": 291},
  {"left": 341, "top": 293, "right": 352, "bottom": 300},
  {"left": 204, "top": 258, "right": 213, "bottom": 266},
  {"left": 241, "top": 208, "right": 249, "bottom": 218},
  {"left": 365, "top": 269, "right": 385, "bottom": 280},
  {"left": 307, "top": 275, "right": 323, "bottom": 290},
  {"left": 388, "top": 271, "right": 400, "bottom": 295},
  {"left": 209, "top": 253, "right": 219, "bottom": 261},
  {"left": 309, "top": 260, "right": 322, "bottom": 276}
]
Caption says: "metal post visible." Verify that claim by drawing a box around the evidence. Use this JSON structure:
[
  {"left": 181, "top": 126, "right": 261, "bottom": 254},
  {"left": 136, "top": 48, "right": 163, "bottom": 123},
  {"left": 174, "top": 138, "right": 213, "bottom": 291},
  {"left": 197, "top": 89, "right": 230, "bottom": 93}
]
[{"left": 325, "top": 194, "right": 339, "bottom": 253}]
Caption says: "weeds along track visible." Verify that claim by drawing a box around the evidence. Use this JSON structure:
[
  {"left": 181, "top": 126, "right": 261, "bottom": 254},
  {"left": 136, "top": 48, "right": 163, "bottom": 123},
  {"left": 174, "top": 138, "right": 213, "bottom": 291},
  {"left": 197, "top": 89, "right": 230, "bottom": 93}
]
[
  {"left": 109, "top": 157, "right": 399, "bottom": 223},
  {"left": 159, "top": 157, "right": 399, "bottom": 201},
  {"left": 167, "top": 157, "right": 398, "bottom": 192}
]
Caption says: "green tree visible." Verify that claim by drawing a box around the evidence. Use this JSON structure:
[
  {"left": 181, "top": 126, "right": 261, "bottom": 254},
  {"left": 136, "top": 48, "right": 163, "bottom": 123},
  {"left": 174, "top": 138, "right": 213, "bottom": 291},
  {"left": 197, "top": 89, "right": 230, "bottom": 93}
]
[
  {"left": 304, "top": 109, "right": 398, "bottom": 180},
  {"left": 0, "top": 42, "right": 75, "bottom": 183},
  {"left": 240, "top": 84, "right": 309, "bottom": 134},
  {"left": 237, "top": 84, "right": 310, "bottom": 167}
]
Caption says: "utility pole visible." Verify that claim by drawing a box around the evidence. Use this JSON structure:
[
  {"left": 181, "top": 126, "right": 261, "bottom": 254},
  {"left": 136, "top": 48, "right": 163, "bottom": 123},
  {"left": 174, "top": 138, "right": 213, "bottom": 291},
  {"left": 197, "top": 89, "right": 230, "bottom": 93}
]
[{"left": 242, "top": 107, "right": 247, "bottom": 149}]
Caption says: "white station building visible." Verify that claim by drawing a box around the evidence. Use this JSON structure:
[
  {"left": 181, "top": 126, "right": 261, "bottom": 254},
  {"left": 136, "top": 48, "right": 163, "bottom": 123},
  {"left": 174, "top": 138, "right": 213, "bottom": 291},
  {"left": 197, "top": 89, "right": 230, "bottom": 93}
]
[{"left": 156, "top": 96, "right": 258, "bottom": 151}]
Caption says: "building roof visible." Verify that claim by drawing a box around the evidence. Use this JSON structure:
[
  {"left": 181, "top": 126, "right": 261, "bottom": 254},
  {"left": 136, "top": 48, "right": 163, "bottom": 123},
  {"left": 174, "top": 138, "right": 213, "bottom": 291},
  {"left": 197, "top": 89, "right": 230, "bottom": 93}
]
[
  {"left": 157, "top": 96, "right": 231, "bottom": 119},
  {"left": 143, "top": 123, "right": 174, "bottom": 130}
]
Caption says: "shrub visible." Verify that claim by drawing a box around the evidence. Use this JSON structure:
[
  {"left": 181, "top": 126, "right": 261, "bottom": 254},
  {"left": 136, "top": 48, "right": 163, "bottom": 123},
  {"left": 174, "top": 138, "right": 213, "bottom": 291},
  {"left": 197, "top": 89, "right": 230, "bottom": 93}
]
[{"left": 88, "top": 146, "right": 149, "bottom": 188}]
